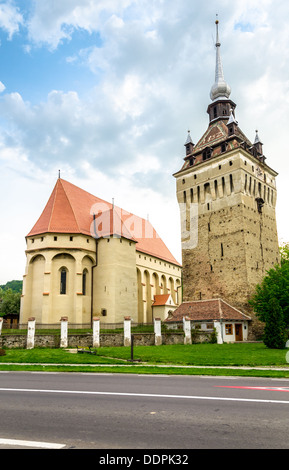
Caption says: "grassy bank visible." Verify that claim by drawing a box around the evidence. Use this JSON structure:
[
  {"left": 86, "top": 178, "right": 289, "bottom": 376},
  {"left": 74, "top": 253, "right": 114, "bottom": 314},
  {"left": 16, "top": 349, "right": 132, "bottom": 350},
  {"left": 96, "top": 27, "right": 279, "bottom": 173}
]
[{"left": 0, "top": 343, "right": 289, "bottom": 377}]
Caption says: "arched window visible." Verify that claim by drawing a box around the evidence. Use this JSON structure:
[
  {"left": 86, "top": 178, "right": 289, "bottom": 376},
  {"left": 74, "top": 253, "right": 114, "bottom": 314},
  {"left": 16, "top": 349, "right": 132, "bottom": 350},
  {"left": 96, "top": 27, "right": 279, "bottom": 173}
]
[
  {"left": 82, "top": 269, "right": 88, "bottom": 296},
  {"left": 60, "top": 268, "right": 67, "bottom": 295}
]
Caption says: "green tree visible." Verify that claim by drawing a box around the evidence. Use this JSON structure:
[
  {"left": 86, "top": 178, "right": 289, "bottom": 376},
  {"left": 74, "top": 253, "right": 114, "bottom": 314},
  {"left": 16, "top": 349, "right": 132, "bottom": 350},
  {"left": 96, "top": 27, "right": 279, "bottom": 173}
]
[
  {"left": 0, "top": 280, "right": 22, "bottom": 293},
  {"left": 250, "top": 244, "right": 289, "bottom": 348},
  {"left": 0, "top": 288, "right": 21, "bottom": 317},
  {"left": 250, "top": 262, "right": 289, "bottom": 328},
  {"left": 280, "top": 243, "right": 289, "bottom": 266},
  {"left": 263, "top": 298, "right": 287, "bottom": 349}
]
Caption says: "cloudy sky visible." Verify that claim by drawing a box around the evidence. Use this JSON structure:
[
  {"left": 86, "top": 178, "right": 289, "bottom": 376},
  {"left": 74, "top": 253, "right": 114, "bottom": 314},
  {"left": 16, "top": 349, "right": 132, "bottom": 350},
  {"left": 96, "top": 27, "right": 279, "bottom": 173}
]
[{"left": 0, "top": 0, "right": 288, "bottom": 284}]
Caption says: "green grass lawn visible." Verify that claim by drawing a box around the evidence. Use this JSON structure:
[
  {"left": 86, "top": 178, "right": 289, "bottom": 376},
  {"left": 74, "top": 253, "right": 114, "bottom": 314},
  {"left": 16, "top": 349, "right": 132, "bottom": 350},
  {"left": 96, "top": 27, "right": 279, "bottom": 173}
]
[
  {"left": 1, "top": 342, "right": 288, "bottom": 367},
  {"left": 96, "top": 342, "right": 289, "bottom": 367},
  {"left": 1, "top": 343, "right": 289, "bottom": 378}
]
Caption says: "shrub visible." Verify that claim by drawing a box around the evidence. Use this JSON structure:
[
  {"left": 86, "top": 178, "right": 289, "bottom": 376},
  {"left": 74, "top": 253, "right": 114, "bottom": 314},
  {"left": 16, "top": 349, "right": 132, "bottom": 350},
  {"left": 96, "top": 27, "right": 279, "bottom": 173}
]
[{"left": 0, "top": 348, "right": 6, "bottom": 356}]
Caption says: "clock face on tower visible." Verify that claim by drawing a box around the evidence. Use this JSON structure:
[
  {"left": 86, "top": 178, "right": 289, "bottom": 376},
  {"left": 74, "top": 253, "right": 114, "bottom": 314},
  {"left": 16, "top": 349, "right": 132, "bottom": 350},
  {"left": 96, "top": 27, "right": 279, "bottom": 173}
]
[{"left": 255, "top": 166, "right": 264, "bottom": 179}]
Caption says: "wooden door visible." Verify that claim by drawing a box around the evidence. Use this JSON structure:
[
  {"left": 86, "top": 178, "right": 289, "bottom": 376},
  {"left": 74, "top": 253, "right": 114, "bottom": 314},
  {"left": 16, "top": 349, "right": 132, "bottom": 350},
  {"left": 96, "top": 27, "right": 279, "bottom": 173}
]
[{"left": 235, "top": 323, "right": 243, "bottom": 341}]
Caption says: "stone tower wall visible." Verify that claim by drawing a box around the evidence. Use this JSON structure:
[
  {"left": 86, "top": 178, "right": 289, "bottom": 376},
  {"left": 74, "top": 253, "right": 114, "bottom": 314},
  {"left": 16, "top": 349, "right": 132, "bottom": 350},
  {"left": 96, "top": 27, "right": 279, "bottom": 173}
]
[{"left": 176, "top": 147, "right": 279, "bottom": 317}]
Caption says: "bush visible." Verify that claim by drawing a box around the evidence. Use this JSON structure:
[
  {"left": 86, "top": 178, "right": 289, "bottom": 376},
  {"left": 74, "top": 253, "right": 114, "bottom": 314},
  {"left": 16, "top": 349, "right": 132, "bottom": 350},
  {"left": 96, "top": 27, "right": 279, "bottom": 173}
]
[
  {"left": 209, "top": 328, "right": 218, "bottom": 344},
  {"left": 0, "top": 349, "right": 6, "bottom": 356}
]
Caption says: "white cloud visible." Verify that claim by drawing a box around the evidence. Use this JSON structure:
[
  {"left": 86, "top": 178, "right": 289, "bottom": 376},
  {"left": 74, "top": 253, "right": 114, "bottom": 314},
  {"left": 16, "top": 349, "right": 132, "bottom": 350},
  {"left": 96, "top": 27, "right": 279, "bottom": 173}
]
[
  {"left": 0, "top": 0, "right": 23, "bottom": 39},
  {"left": 1, "top": 0, "right": 289, "bottom": 284}
]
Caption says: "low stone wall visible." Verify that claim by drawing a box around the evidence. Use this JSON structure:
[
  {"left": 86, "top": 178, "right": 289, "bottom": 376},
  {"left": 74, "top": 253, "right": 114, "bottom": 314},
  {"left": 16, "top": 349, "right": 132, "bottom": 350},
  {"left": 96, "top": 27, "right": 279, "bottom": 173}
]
[{"left": 0, "top": 330, "right": 215, "bottom": 349}]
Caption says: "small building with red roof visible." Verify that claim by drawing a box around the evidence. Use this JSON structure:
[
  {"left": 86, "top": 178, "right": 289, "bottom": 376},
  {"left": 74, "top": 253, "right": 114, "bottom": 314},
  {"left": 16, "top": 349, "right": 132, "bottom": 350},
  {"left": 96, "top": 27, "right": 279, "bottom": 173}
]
[
  {"left": 165, "top": 298, "right": 251, "bottom": 342},
  {"left": 152, "top": 294, "right": 177, "bottom": 322}
]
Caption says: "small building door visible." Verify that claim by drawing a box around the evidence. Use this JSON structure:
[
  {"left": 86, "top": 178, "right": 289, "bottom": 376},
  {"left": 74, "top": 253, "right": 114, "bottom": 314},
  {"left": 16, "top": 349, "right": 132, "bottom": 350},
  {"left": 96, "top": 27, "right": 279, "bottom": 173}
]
[{"left": 235, "top": 323, "right": 243, "bottom": 341}]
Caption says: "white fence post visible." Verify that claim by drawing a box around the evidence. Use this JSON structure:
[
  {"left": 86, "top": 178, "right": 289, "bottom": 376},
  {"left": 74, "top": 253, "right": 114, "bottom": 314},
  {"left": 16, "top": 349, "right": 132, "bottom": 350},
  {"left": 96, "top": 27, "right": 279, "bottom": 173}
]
[
  {"left": 154, "top": 318, "right": 162, "bottom": 346},
  {"left": 0, "top": 317, "right": 3, "bottom": 336},
  {"left": 93, "top": 317, "right": 100, "bottom": 348},
  {"left": 27, "top": 317, "right": 36, "bottom": 350},
  {"left": 60, "top": 317, "right": 68, "bottom": 348},
  {"left": 124, "top": 316, "right": 131, "bottom": 347},
  {"left": 184, "top": 317, "right": 192, "bottom": 345}
]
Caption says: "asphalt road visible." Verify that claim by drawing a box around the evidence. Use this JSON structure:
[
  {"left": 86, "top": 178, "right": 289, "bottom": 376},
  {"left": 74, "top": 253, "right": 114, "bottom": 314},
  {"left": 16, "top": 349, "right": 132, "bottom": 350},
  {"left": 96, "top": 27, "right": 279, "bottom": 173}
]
[{"left": 0, "top": 371, "right": 289, "bottom": 450}]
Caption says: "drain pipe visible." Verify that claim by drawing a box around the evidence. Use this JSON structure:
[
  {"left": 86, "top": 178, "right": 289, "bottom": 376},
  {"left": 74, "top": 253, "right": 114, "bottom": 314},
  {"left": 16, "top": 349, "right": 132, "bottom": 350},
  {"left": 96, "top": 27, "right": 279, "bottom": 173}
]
[{"left": 91, "top": 213, "right": 98, "bottom": 326}]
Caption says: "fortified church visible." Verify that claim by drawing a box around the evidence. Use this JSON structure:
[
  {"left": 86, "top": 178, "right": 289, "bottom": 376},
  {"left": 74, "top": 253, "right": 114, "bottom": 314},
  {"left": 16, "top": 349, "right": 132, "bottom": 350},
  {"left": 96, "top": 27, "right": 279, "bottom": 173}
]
[
  {"left": 20, "top": 178, "right": 182, "bottom": 325},
  {"left": 20, "top": 20, "right": 280, "bottom": 341}
]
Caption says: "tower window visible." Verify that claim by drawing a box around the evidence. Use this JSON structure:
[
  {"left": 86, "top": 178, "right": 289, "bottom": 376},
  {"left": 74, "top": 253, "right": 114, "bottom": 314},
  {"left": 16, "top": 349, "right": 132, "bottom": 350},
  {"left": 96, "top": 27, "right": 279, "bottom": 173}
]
[
  {"left": 230, "top": 174, "right": 234, "bottom": 192},
  {"left": 82, "top": 270, "right": 87, "bottom": 296},
  {"left": 60, "top": 269, "right": 67, "bottom": 295},
  {"left": 70, "top": 236, "right": 73, "bottom": 241},
  {"left": 203, "top": 148, "right": 212, "bottom": 161},
  {"left": 190, "top": 188, "right": 194, "bottom": 203},
  {"left": 221, "top": 243, "right": 224, "bottom": 258}
]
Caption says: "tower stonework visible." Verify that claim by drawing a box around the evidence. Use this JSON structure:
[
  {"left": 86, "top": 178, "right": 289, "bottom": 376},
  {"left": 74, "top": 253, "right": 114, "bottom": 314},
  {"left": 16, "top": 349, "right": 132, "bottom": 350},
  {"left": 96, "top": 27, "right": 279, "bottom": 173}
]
[{"left": 174, "top": 21, "right": 280, "bottom": 330}]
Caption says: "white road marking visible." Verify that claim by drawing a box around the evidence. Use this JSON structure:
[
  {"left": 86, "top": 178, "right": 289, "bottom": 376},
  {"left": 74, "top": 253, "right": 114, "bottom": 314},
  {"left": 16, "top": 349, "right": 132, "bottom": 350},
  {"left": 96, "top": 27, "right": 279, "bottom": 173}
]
[
  {"left": 0, "top": 438, "right": 65, "bottom": 449},
  {"left": 0, "top": 387, "right": 289, "bottom": 404}
]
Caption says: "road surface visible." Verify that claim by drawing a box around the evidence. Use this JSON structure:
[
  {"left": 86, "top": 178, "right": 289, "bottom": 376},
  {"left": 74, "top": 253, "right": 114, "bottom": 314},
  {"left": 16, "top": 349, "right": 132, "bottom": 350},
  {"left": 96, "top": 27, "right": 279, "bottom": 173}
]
[{"left": 0, "top": 371, "right": 289, "bottom": 449}]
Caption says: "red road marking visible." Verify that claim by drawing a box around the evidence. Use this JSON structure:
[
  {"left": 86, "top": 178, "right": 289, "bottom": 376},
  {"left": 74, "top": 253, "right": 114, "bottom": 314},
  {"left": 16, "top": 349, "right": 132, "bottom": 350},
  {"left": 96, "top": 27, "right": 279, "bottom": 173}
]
[{"left": 215, "top": 386, "right": 289, "bottom": 392}]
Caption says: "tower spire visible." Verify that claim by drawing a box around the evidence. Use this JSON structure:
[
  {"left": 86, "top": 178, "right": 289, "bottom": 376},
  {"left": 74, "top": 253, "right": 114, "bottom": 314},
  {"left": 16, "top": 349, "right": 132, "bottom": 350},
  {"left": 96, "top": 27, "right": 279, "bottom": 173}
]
[{"left": 210, "top": 17, "right": 231, "bottom": 102}]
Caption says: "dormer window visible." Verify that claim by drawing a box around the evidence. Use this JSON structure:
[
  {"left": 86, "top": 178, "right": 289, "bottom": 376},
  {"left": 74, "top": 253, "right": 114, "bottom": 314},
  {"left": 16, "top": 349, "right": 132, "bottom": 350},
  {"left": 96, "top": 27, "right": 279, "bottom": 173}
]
[
  {"left": 203, "top": 148, "right": 212, "bottom": 161},
  {"left": 221, "top": 143, "right": 227, "bottom": 153}
]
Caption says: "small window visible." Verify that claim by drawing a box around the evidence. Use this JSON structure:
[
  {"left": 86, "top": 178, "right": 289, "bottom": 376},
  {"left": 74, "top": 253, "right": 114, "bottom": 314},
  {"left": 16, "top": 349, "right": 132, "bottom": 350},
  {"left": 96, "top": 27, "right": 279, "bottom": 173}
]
[
  {"left": 60, "top": 269, "right": 67, "bottom": 295},
  {"left": 70, "top": 236, "right": 73, "bottom": 241},
  {"left": 54, "top": 236, "right": 57, "bottom": 241},
  {"left": 225, "top": 324, "right": 233, "bottom": 335},
  {"left": 101, "top": 309, "right": 107, "bottom": 317},
  {"left": 82, "top": 270, "right": 87, "bottom": 296}
]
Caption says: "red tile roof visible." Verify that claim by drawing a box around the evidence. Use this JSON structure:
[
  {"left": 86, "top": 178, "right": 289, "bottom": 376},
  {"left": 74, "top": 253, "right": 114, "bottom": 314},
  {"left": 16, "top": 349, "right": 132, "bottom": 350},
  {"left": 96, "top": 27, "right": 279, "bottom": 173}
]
[
  {"left": 165, "top": 299, "right": 251, "bottom": 322},
  {"left": 152, "top": 294, "right": 172, "bottom": 306},
  {"left": 27, "top": 178, "right": 181, "bottom": 266}
]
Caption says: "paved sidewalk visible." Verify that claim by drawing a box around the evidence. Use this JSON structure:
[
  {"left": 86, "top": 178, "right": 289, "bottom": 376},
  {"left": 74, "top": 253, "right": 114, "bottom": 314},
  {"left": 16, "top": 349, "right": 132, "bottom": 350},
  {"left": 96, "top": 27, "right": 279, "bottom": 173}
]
[{"left": 1, "top": 362, "right": 289, "bottom": 371}]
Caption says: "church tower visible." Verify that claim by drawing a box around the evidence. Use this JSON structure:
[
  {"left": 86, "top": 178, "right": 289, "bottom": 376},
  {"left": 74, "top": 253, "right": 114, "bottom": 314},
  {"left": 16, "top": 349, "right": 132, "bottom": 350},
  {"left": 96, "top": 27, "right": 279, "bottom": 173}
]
[{"left": 174, "top": 20, "right": 280, "bottom": 316}]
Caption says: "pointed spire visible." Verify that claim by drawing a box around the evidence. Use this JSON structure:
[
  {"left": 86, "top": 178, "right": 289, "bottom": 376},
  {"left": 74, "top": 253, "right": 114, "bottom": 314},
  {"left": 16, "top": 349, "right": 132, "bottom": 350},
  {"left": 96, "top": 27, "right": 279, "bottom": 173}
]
[
  {"left": 184, "top": 130, "right": 194, "bottom": 156},
  {"left": 253, "top": 129, "right": 263, "bottom": 156},
  {"left": 210, "top": 17, "right": 231, "bottom": 102},
  {"left": 254, "top": 130, "right": 262, "bottom": 145},
  {"left": 227, "top": 108, "right": 238, "bottom": 125},
  {"left": 185, "top": 130, "right": 193, "bottom": 145}
]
